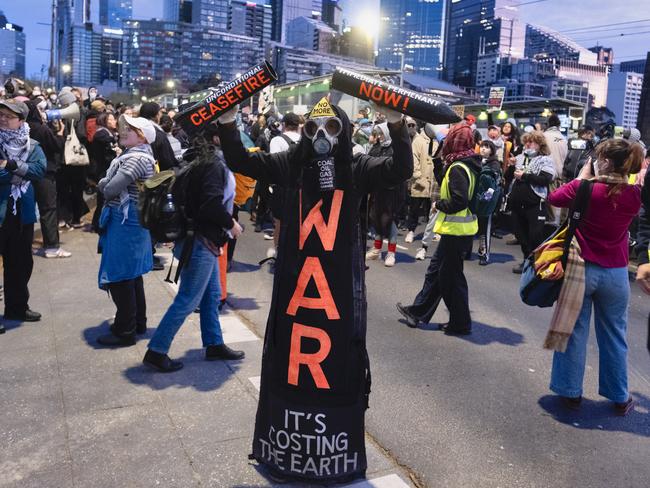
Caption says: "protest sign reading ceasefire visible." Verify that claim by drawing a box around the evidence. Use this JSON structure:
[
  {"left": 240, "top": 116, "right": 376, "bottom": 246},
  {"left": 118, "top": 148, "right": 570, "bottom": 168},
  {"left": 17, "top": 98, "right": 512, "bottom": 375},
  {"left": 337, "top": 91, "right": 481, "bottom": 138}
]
[{"left": 174, "top": 61, "right": 277, "bottom": 135}]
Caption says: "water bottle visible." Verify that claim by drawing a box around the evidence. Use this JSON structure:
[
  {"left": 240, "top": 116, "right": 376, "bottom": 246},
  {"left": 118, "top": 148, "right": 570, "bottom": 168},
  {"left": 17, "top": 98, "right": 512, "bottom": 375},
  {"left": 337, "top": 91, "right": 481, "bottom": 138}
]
[{"left": 163, "top": 193, "right": 176, "bottom": 214}]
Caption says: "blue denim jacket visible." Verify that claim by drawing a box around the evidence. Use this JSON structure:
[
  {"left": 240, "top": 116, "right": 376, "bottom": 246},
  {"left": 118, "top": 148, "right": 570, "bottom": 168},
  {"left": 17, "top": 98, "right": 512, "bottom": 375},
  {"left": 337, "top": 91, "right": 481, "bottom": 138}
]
[{"left": 0, "top": 139, "right": 46, "bottom": 225}]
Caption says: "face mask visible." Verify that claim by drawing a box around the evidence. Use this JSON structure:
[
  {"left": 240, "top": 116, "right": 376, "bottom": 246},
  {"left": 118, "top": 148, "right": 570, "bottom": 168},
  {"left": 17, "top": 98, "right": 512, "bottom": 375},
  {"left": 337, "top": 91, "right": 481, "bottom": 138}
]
[
  {"left": 303, "top": 116, "right": 342, "bottom": 157},
  {"left": 524, "top": 148, "right": 537, "bottom": 157},
  {"left": 88, "top": 90, "right": 97, "bottom": 101}
]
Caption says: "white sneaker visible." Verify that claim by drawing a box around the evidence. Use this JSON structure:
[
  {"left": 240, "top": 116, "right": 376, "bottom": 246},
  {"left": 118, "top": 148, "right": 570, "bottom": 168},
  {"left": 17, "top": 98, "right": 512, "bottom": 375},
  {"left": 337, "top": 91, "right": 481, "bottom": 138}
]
[
  {"left": 415, "top": 248, "right": 426, "bottom": 261},
  {"left": 266, "top": 247, "right": 276, "bottom": 259},
  {"left": 365, "top": 248, "right": 381, "bottom": 260},
  {"left": 263, "top": 232, "right": 274, "bottom": 240},
  {"left": 405, "top": 231, "right": 414, "bottom": 243},
  {"left": 384, "top": 252, "right": 396, "bottom": 267},
  {"left": 44, "top": 248, "right": 72, "bottom": 259},
  {"left": 432, "top": 233, "right": 441, "bottom": 242}
]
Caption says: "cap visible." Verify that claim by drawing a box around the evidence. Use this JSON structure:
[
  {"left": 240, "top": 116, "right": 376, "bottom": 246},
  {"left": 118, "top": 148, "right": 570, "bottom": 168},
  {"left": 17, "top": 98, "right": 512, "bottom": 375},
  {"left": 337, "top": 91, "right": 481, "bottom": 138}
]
[
  {"left": 282, "top": 112, "right": 301, "bottom": 128},
  {"left": 464, "top": 114, "right": 476, "bottom": 125},
  {"left": 488, "top": 125, "right": 500, "bottom": 131},
  {"left": 122, "top": 115, "right": 156, "bottom": 144},
  {"left": 0, "top": 99, "right": 29, "bottom": 119}
]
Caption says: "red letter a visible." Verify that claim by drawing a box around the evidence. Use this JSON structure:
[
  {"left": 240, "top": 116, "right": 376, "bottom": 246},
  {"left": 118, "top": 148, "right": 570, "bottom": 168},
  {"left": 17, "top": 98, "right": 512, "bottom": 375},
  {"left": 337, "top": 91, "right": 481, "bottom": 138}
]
[
  {"left": 286, "top": 257, "right": 340, "bottom": 319},
  {"left": 299, "top": 190, "right": 343, "bottom": 251},
  {"left": 288, "top": 323, "right": 331, "bottom": 389}
]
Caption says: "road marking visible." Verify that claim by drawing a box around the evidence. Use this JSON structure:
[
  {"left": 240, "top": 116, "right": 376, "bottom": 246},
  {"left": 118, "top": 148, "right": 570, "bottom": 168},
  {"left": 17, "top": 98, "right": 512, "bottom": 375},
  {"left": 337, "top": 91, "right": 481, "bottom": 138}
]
[
  {"left": 220, "top": 314, "right": 260, "bottom": 343},
  {"left": 249, "top": 375, "right": 261, "bottom": 392},
  {"left": 344, "top": 474, "right": 410, "bottom": 488}
]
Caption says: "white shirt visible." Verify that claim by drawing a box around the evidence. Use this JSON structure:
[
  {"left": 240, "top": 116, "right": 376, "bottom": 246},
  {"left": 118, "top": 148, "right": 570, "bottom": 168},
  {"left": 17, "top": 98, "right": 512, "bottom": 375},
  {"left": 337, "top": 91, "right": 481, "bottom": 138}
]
[{"left": 269, "top": 131, "right": 300, "bottom": 154}]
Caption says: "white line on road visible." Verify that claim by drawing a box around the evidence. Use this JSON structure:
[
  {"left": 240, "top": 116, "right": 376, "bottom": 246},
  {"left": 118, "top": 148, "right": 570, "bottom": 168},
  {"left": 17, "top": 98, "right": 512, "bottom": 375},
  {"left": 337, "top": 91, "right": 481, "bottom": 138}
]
[{"left": 345, "top": 474, "right": 411, "bottom": 488}]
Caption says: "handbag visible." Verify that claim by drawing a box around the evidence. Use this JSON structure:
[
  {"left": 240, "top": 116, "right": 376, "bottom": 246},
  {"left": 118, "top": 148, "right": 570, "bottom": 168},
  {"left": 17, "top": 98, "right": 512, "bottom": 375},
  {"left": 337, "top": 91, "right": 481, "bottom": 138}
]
[
  {"left": 519, "top": 179, "right": 593, "bottom": 307},
  {"left": 64, "top": 122, "right": 90, "bottom": 166}
]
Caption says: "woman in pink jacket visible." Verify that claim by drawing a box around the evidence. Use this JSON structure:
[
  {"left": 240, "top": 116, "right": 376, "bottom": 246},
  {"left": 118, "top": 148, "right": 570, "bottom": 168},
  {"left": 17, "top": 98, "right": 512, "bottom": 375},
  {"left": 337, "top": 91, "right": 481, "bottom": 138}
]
[{"left": 547, "top": 138, "right": 644, "bottom": 415}]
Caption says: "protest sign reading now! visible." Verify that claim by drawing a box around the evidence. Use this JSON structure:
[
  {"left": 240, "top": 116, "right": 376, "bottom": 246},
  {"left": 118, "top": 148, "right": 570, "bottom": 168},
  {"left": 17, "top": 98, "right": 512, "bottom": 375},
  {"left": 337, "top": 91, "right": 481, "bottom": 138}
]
[
  {"left": 331, "top": 67, "right": 461, "bottom": 124},
  {"left": 174, "top": 61, "right": 277, "bottom": 134}
]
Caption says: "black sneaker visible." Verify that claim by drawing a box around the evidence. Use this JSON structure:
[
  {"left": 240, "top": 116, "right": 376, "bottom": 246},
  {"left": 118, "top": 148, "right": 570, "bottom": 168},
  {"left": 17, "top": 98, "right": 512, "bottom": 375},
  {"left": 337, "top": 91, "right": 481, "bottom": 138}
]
[
  {"left": 143, "top": 349, "right": 184, "bottom": 372},
  {"left": 396, "top": 302, "right": 419, "bottom": 328},
  {"left": 97, "top": 333, "right": 136, "bottom": 348},
  {"left": 439, "top": 323, "right": 471, "bottom": 336},
  {"left": 205, "top": 344, "right": 245, "bottom": 361},
  {"left": 479, "top": 256, "right": 488, "bottom": 266},
  {"left": 4, "top": 309, "right": 41, "bottom": 322},
  {"left": 0, "top": 324, "right": 5, "bottom": 334},
  {"left": 512, "top": 262, "right": 524, "bottom": 274}
]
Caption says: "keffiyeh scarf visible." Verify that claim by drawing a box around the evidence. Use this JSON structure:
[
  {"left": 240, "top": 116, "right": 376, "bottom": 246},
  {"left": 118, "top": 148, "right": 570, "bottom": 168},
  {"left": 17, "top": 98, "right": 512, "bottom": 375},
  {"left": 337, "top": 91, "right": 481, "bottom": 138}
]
[{"left": 0, "top": 123, "right": 31, "bottom": 215}]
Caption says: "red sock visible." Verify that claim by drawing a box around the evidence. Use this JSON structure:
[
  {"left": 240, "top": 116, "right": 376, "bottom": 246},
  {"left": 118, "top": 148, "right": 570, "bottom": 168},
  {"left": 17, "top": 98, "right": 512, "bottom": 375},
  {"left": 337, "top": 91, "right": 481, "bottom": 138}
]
[
  {"left": 388, "top": 243, "right": 397, "bottom": 253},
  {"left": 374, "top": 240, "right": 382, "bottom": 250}
]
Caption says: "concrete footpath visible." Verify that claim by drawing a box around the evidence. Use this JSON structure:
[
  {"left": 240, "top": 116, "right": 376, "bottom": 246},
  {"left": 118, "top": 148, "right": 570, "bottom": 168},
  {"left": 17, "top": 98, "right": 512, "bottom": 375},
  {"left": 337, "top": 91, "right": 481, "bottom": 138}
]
[{"left": 0, "top": 227, "right": 413, "bottom": 488}]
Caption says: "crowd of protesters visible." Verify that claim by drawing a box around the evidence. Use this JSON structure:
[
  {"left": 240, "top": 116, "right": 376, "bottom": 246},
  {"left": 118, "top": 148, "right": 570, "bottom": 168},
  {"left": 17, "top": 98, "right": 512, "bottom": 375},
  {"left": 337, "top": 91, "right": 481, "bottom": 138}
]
[{"left": 1, "top": 75, "right": 649, "bottom": 415}]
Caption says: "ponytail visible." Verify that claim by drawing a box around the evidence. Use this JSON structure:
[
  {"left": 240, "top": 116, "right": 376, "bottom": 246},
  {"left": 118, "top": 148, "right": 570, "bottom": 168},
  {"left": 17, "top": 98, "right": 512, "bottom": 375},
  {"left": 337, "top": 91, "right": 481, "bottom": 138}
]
[{"left": 595, "top": 138, "right": 645, "bottom": 199}]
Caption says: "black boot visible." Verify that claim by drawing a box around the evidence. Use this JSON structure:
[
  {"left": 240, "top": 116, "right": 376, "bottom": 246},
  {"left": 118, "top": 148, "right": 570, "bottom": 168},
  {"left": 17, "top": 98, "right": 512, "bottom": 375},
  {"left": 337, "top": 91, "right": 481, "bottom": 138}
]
[
  {"left": 205, "top": 344, "right": 245, "bottom": 360},
  {"left": 396, "top": 302, "right": 419, "bottom": 328},
  {"left": 143, "top": 349, "right": 184, "bottom": 372},
  {"left": 4, "top": 308, "right": 42, "bottom": 322},
  {"left": 0, "top": 324, "right": 5, "bottom": 334},
  {"left": 97, "top": 332, "right": 136, "bottom": 347}
]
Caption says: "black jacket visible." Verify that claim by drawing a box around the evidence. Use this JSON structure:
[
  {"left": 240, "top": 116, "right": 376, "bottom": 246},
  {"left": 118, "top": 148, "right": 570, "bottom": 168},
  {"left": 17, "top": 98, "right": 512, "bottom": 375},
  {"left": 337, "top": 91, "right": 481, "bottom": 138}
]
[
  {"left": 25, "top": 101, "right": 64, "bottom": 173},
  {"left": 89, "top": 127, "right": 118, "bottom": 180},
  {"left": 151, "top": 127, "right": 178, "bottom": 171},
  {"left": 563, "top": 139, "right": 595, "bottom": 180},
  {"left": 183, "top": 154, "right": 234, "bottom": 248},
  {"left": 433, "top": 155, "right": 482, "bottom": 215}
]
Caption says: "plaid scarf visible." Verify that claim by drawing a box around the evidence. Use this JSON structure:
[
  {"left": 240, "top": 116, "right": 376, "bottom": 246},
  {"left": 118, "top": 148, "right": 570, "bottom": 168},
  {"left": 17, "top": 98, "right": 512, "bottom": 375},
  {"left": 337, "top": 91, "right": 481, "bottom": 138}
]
[
  {"left": 544, "top": 238, "right": 585, "bottom": 352},
  {"left": 0, "top": 122, "right": 32, "bottom": 215}
]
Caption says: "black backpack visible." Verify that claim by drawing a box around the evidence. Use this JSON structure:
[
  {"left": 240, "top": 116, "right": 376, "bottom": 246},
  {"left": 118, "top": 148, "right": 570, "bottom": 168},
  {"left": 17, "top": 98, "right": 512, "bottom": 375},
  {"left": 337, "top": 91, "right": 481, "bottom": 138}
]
[{"left": 138, "top": 164, "right": 195, "bottom": 243}]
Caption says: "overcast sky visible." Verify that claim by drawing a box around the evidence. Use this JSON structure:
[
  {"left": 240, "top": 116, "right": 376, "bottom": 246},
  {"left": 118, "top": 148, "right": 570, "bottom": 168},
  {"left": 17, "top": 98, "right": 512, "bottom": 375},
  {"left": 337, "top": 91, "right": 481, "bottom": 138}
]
[{"left": 3, "top": 0, "right": 649, "bottom": 78}]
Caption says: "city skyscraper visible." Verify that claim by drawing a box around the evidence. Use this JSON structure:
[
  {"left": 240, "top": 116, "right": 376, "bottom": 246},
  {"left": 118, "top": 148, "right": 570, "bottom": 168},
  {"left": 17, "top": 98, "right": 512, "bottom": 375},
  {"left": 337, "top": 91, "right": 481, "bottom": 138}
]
[
  {"left": 228, "top": 1, "right": 272, "bottom": 46},
  {"left": 607, "top": 69, "right": 644, "bottom": 128},
  {"left": 0, "top": 10, "right": 26, "bottom": 78},
  {"left": 272, "top": 0, "right": 323, "bottom": 43},
  {"left": 99, "top": 0, "right": 133, "bottom": 28},
  {"left": 192, "top": 0, "right": 230, "bottom": 30},
  {"left": 377, "top": 0, "right": 445, "bottom": 78},
  {"left": 164, "top": 0, "right": 193, "bottom": 23},
  {"left": 443, "top": 0, "right": 525, "bottom": 87}
]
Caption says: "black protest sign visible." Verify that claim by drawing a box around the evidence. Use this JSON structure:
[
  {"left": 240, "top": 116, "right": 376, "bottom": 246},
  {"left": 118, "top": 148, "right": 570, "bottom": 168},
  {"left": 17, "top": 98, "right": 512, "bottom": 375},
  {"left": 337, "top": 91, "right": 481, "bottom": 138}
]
[
  {"left": 174, "top": 61, "right": 277, "bottom": 135},
  {"left": 252, "top": 188, "right": 369, "bottom": 483},
  {"left": 331, "top": 67, "right": 461, "bottom": 124}
]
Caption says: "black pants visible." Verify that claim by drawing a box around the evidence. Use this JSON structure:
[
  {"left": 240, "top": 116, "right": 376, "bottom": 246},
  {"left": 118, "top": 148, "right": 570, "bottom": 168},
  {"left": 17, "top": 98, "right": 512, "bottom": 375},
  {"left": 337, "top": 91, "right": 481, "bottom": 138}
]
[
  {"left": 408, "top": 234, "right": 473, "bottom": 330},
  {"left": 0, "top": 199, "right": 34, "bottom": 315},
  {"left": 511, "top": 201, "right": 546, "bottom": 260},
  {"left": 91, "top": 191, "right": 105, "bottom": 234},
  {"left": 57, "top": 165, "right": 88, "bottom": 224},
  {"left": 253, "top": 180, "right": 272, "bottom": 227},
  {"left": 477, "top": 214, "right": 493, "bottom": 259},
  {"left": 107, "top": 276, "right": 146, "bottom": 337},
  {"left": 407, "top": 197, "right": 431, "bottom": 232},
  {"left": 34, "top": 172, "right": 60, "bottom": 248}
]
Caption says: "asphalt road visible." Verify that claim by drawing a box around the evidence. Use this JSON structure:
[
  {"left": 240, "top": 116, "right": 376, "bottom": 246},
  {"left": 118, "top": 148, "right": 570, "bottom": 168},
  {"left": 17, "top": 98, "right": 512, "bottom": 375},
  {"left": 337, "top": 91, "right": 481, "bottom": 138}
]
[{"left": 226, "top": 220, "right": 650, "bottom": 488}]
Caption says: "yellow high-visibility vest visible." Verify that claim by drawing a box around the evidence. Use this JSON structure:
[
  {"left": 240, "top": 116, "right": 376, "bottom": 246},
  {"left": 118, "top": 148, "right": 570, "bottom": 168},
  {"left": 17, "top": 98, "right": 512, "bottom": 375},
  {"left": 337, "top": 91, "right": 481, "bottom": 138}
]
[{"left": 433, "top": 162, "right": 478, "bottom": 236}]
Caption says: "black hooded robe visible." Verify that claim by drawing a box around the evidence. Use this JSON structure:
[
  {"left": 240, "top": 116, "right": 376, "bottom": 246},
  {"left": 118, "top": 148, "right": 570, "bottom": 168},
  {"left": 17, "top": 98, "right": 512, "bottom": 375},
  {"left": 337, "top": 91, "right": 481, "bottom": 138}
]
[{"left": 218, "top": 107, "right": 413, "bottom": 483}]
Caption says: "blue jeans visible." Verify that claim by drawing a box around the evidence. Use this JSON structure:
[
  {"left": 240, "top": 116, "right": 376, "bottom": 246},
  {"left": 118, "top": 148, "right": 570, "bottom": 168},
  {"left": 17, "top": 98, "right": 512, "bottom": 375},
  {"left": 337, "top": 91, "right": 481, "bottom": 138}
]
[
  {"left": 148, "top": 238, "right": 223, "bottom": 355},
  {"left": 550, "top": 263, "right": 630, "bottom": 403}
]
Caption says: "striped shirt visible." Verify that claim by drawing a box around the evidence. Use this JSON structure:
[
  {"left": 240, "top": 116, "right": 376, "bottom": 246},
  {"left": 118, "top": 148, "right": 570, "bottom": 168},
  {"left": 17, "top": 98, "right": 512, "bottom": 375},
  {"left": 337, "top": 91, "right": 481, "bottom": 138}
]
[{"left": 104, "top": 145, "right": 156, "bottom": 208}]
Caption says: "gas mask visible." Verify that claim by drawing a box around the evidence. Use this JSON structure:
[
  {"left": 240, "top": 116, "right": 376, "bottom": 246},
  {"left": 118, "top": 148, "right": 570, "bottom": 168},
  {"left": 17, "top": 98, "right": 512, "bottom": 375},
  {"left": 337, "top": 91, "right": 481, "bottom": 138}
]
[{"left": 303, "top": 116, "right": 342, "bottom": 156}]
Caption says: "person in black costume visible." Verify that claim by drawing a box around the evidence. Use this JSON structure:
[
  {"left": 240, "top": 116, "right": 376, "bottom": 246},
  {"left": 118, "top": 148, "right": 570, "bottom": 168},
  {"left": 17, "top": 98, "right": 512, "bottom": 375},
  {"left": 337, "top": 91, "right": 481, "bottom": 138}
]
[{"left": 216, "top": 98, "right": 413, "bottom": 483}]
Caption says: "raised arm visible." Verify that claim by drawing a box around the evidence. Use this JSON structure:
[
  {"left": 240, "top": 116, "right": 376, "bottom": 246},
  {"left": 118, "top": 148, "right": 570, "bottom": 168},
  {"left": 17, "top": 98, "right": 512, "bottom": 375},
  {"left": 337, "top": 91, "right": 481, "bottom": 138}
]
[
  {"left": 352, "top": 120, "right": 413, "bottom": 193},
  {"left": 217, "top": 121, "right": 291, "bottom": 185}
]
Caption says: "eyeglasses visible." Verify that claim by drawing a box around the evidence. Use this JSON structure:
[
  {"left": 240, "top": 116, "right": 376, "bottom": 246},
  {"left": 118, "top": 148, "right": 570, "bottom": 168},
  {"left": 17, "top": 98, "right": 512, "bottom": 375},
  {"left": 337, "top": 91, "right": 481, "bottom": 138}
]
[{"left": 0, "top": 111, "right": 19, "bottom": 120}]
